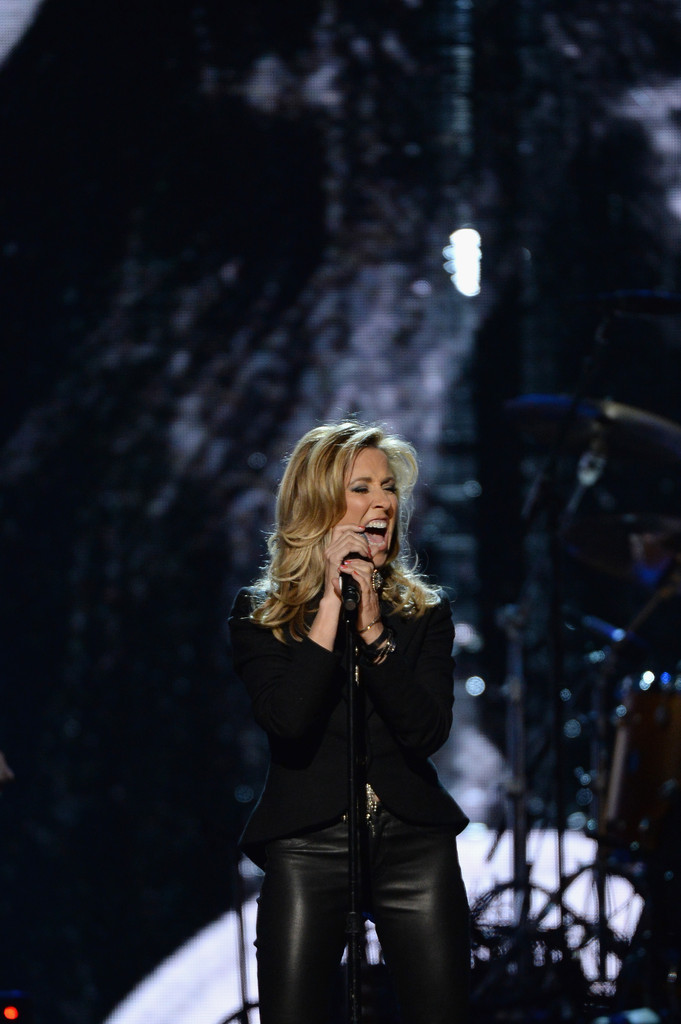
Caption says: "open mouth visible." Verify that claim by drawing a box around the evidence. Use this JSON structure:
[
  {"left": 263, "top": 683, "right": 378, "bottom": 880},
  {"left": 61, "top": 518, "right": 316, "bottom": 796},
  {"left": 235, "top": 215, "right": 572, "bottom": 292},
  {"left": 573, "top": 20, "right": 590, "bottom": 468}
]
[{"left": 364, "top": 520, "right": 389, "bottom": 551}]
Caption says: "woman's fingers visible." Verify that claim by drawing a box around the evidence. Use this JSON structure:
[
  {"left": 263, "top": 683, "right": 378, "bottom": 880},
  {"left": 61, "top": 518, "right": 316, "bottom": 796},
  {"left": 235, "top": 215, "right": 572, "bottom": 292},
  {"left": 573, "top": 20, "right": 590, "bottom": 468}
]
[
  {"left": 323, "top": 525, "right": 375, "bottom": 603},
  {"left": 340, "top": 555, "right": 372, "bottom": 585},
  {"left": 330, "top": 524, "right": 370, "bottom": 561},
  {"left": 338, "top": 556, "right": 381, "bottom": 631}
]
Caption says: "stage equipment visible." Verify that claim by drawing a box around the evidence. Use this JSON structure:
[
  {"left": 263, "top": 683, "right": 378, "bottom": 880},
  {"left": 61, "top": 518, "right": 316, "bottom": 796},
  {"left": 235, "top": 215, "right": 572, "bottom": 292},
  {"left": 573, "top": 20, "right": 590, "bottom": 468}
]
[
  {"left": 562, "top": 514, "right": 681, "bottom": 589},
  {"left": 495, "top": 360, "right": 681, "bottom": 1020},
  {"left": 605, "top": 671, "right": 681, "bottom": 853},
  {"left": 505, "top": 395, "right": 681, "bottom": 467}
]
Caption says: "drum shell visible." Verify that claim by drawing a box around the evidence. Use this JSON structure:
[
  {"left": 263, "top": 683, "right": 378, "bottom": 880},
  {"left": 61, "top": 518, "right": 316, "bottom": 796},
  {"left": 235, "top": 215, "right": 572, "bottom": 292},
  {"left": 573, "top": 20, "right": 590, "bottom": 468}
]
[{"left": 605, "top": 682, "right": 681, "bottom": 852}]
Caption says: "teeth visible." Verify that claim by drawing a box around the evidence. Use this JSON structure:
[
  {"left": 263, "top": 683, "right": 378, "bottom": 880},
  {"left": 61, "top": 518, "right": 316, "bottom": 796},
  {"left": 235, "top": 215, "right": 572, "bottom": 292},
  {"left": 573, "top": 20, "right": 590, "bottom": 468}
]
[{"left": 366, "top": 520, "right": 387, "bottom": 530}]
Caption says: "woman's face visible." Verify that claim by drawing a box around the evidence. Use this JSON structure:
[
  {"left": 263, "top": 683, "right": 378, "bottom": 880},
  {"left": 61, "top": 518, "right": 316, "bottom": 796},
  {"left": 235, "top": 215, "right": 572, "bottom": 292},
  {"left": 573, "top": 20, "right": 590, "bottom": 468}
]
[{"left": 336, "top": 447, "right": 398, "bottom": 566}]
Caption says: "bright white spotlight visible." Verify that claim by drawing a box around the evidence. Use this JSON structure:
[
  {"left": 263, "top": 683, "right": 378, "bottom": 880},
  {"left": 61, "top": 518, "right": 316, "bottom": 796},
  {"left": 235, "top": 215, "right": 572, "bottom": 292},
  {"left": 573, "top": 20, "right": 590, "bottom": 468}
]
[{"left": 442, "top": 228, "right": 481, "bottom": 296}]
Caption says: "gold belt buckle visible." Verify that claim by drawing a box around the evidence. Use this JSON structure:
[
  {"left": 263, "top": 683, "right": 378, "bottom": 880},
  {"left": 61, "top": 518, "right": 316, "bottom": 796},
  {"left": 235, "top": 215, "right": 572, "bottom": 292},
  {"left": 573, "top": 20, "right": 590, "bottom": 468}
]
[
  {"left": 341, "top": 783, "right": 381, "bottom": 829},
  {"left": 366, "top": 782, "right": 380, "bottom": 816}
]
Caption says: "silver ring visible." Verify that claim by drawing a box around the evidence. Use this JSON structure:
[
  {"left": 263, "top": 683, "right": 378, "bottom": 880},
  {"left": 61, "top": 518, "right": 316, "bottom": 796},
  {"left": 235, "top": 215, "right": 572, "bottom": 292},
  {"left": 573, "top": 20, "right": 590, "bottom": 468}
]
[{"left": 371, "top": 569, "right": 382, "bottom": 593}]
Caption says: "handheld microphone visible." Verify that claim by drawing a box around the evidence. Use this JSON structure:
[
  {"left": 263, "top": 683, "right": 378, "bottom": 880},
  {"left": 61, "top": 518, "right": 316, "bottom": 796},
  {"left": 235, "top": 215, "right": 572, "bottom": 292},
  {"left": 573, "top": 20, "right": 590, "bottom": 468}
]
[{"left": 341, "top": 552, "right": 363, "bottom": 611}]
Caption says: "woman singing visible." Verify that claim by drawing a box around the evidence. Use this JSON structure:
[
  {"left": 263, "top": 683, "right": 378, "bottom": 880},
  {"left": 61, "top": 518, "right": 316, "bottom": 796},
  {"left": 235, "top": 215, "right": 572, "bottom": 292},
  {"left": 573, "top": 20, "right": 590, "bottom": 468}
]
[{"left": 229, "top": 421, "right": 470, "bottom": 1024}]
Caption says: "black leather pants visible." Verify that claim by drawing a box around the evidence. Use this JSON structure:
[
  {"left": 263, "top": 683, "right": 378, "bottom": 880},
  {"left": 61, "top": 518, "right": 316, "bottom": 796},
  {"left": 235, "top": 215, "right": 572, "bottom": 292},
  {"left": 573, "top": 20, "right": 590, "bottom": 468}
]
[{"left": 255, "top": 806, "right": 470, "bottom": 1024}]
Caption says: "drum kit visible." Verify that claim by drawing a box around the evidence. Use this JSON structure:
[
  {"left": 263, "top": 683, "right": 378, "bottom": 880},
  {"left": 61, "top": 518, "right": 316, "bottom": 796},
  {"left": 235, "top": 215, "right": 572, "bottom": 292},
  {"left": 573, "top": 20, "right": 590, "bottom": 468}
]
[
  {"left": 506, "top": 392, "right": 681, "bottom": 850},
  {"left": 474, "top": 292, "right": 681, "bottom": 1021}
]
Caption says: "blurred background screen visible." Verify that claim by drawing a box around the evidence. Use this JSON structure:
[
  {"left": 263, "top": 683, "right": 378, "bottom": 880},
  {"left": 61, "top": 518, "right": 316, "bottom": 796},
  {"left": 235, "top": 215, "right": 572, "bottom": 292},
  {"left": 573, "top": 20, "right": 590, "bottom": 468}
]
[{"left": 2, "top": 1, "right": 681, "bottom": 1022}]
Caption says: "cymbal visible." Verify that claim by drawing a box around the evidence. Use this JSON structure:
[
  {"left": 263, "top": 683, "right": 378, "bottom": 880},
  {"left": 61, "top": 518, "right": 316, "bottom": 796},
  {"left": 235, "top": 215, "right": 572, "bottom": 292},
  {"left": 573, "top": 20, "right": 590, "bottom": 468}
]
[
  {"left": 562, "top": 514, "right": 681, "bottom": 586},
  {"left": 505, "top": 394, "right": 681, "bottom": 465}
]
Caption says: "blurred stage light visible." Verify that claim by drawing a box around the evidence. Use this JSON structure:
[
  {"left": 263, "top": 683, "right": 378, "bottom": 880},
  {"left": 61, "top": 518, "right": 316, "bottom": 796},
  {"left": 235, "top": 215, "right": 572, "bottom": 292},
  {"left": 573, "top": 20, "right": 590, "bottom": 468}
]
[
  {"left": 442, "top": 228, "right": 481, "bottom": 296},
  {"left": 464, "top": 675, "right": 485, "bottom": 697},
  {"left": 0, "top": 0, "right": 45, "bottom": 67},
  {"left": 452, "top": 621, "right": 482, "bottom": 653},
  {"left": 0, "top": 993, "right": 33, "bottom": 1024}
]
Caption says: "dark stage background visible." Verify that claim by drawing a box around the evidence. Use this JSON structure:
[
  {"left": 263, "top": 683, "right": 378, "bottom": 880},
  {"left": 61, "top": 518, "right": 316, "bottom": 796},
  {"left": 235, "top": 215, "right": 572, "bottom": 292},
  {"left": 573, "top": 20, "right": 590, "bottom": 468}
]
[{"left": 2, "top": 1, "right": 681, "bottom": 1022}]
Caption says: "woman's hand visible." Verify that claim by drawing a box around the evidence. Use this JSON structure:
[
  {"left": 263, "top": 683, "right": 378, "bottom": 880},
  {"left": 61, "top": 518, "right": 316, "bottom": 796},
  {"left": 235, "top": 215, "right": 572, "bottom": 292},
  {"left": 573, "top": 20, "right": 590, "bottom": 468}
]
[
  {"left": 323, "top": 525, "right": 381, "bottom": 637},
  {"left": 310, "top": 524, "right": 383, "bottom": 650},
  {"left": 320, "top": 523, "right": 365, "bottom": 595}
]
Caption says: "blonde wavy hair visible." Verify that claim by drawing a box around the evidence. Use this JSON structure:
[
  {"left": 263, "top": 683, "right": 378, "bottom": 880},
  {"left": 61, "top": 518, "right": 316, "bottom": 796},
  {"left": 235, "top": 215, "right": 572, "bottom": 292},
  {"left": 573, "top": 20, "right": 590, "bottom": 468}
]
[{"left": 251, "top": 421, "right": 441, "bottom": 640}]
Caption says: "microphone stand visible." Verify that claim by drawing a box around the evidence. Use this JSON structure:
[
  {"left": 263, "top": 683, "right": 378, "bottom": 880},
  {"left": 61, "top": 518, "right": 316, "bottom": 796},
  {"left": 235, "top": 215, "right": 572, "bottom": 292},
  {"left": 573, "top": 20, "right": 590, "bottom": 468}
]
[{"left": 344, "top": 601, "right": 364, "bottom": 1024}]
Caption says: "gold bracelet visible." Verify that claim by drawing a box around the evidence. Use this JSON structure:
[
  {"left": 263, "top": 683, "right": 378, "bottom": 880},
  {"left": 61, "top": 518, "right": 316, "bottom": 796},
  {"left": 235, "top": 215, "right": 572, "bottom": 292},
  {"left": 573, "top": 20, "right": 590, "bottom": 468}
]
[
  {"left": 361, "top": 626, "right": 396, "bottom": 664},
  {"left": 357, "top": 614, "right": 381, "bottom": 635}
]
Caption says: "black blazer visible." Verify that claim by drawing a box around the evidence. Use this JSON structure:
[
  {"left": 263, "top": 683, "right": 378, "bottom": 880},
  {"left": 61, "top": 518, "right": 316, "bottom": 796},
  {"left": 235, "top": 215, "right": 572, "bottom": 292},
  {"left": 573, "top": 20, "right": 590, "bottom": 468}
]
[{"left": 229, "top": 587, "right": 469, "bottom": 867}]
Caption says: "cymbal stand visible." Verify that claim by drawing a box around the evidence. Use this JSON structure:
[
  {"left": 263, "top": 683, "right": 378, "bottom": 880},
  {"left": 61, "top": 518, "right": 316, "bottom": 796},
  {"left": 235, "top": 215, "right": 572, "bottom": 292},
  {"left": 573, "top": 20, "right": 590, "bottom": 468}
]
[
  {"left": 519, "top": 312, "right": 617, "bottom": 942},
  {"left": 493, "top": 440, "right": 608, "bottom": 936},
  {"left": 218, "top": 848, "right": 259, "bottom": 1024},
  {"left": 586, "top": 638, "right": 625, "bottom": 987},
  {"left": 559, "top": 433, "right": 608, "bottom": 534},
  {"left": 497, "top": 602, "right": 531, "bottom": 926}
]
